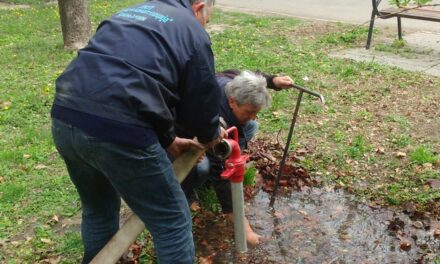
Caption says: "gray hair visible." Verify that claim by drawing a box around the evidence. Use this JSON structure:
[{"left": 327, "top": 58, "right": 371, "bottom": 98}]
[{"left": 225, "top": 71, "right": 271, "bottom": 109}]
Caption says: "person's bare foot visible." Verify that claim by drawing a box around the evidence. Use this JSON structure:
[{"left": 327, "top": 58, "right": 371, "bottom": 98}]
[
  {"left": 226, "top": 213, "right": 262, "bottom": 246},
  {"left": 245, "top": 227, "right": 262, "bottom": 246}
]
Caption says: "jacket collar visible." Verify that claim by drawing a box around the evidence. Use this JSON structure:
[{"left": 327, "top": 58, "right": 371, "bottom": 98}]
[{"left": 177, "top": 0, "right": 193, "bottom": 9}]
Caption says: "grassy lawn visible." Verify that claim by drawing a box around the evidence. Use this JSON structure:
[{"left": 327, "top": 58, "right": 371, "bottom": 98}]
[{"left": 1, "top": 0, "right": 439, "bottom": 262}]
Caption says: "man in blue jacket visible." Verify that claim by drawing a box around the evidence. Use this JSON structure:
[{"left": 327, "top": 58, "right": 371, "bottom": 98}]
[{"left": 51, "top": 0, "right": 221, "bottom": 263}]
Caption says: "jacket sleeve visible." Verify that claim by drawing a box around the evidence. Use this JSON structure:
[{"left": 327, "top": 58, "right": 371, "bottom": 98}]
[
  {"left": 176, "top": 41, "right": 220, "bottom": 144},
  {"left": 215, "top": 69, "right": 240, "bottom": 79},
  {"left": 158, "top": 127, "right": 176, "bottom": 149},
  {"left": 255, "top": 70, "right": 278, "bottom": 90}
]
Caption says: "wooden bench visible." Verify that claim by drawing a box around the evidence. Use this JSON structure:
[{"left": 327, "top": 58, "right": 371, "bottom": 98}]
[{"left": 366, "top": 0, "right": 440, "bottom": 49}]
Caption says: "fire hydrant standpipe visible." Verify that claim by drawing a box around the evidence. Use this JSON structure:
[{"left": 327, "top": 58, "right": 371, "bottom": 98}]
[
  {"left": 220, "top": 126, "right": 248, "bottom": 253},
  {"left": 231, "top": 182, "right": 247, "bottom": 253}
]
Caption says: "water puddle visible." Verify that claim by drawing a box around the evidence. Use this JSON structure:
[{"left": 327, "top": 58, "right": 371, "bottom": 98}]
[{"left": 195, "top": 188, "right": 440, "bottom": 263}]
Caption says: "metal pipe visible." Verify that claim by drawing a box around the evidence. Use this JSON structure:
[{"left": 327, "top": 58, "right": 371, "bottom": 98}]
[
  {"left": 269, "top": 91, "right": 304, "bottom": 208},
  {"left": 91, "top": 147, "right": 204, "bottom": 264},
  {"left": 231, "top": 181, "right": 247, "bottom": 253},
  {"left": 290, "top": 83, "right": 325, "bottom": 105},
  {"left": 269, "top": 84, "right": 325, "bottom": 208}
]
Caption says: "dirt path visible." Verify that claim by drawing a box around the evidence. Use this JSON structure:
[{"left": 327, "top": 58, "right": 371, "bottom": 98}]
[{"left": 0, "top": 2, "right": 30, "bottom": 9}]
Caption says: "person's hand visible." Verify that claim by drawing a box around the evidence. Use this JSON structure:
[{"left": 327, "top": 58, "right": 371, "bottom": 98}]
[
  {"left": 219, "top": 126, "right": 228, "bottom": 139},
  {"left": 167, "top": 137, "right": 204, "bottom": 159},
  {"left": 273, "top": 76, "right": 294, "bottom": 89},
  {"left": 197, "top": 153, "right": 206, "bottom": 163}
]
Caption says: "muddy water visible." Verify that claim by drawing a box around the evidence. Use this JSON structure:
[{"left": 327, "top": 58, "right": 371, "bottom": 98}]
[{"left": 198, "top": 188, "right": 440, "bottom": 263}]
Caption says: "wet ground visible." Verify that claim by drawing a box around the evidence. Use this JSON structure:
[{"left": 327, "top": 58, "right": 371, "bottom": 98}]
[
  {"left": 195, "top": 188, "right": 440, "bottom": 264},
  {"left": 193, "top": 140, "right": 440, "bottom": 264}
]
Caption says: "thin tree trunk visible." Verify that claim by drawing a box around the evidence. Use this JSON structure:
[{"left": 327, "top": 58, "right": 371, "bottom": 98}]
[{"left": 58, "top": 0, "right": 91, "bottom": 51}]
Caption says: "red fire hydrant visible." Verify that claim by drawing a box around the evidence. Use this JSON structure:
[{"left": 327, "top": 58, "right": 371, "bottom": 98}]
[
  {"left": 220, "top": 127, "right": 249, "bottom": 183},
  {"left": 215, "top": 126, "right": 248, "bottom": 252}
]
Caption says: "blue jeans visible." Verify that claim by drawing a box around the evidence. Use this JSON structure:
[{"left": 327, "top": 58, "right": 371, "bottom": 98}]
[{"left": 51, "top": 118, "right": 194, "bottom": 264}]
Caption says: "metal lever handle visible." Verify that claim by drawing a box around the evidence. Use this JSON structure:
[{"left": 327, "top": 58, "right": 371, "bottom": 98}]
[{"left": 289, "top": 83, "right": 325, "bottom": 105}]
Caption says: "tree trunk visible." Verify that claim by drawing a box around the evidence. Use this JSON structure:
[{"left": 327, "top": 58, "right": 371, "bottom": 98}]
[{"left": 58, "top": 0, "right": 91, "bottom": 51}]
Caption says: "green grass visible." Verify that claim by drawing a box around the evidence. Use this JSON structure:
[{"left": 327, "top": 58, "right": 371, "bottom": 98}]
[
  {"left": 385, "top": 171, "right": 440, "bottom": 205},
  {"left": 1, "top": 0, "right": 439, "bottom": 262},
  {"left": 410, "top": 145, "right": 439, "bottom": 165},
  {"left": 198, "top": 187, "right": 221, "bottom": 213},
  {"left": 383, "top": 114, "right": 409, "bottom": 129},
  {"left": 346, "top": 134, "right": 373, "bottom": 159},
  {"left": 390, "top": 134, "right": 411, "bottom": 148},
  {"left": 243, "top": 166, "right": 257, "bottom": 186}
]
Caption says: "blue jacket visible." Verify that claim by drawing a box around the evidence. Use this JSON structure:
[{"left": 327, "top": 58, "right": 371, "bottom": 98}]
[{"left": 51, "top": 0, "right": 220, "bottom": 147}]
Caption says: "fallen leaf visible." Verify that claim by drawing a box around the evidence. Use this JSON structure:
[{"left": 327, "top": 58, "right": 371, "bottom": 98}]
[
  {"left": 422, "top": 163, "right": 433, "bottom": 169},
  {"left": 271, "top": 111, "right": 282, "bottom": 117},
  {"left": 298, "top": 210, "right": 308, "bottom": 216},
  {"left": 23, "top": 154, "right": 31, "bottom": 159},
  {"left": 190, "top": 202, "right": 200, "bottom": 212},
  {"left": 296, "top": 148, "right": 308, "bottom": 156},
  {"left": 0, "top": 176, "right": 4, "bottom": 183},
  {"left": 198, "top": 255, "right": 214, "bottom": 264},
  {"left": 40, "top": 238, "right": 51, "bottom": 244},
  {"left": 375, "top": 147, "right": 385, "bottom": 154},
  {"left": 260, "top": 152, "right": 276, "bottom": 162},
  {"left": 339, "top": 233, "right": 352, "bottom": 241},
  {"left": 400, "top": 240, "right": 411, "bottom": 251},
  {"left": 35, "top": 164, "right": 48, "bottom": 170},
  {"left": 52, "top": 215, "right": 59, "bottom": 223},
  {"left": 40, "top": 257, "right": 61, "bottom": 264},
  {"left": 396, "top": 152, "right": 406, "bottom": 158},
  {"left": 49, "top": 256, "right": 61, "bottom": 264},
  {"left": 402, "top": 202, "right": 416, "bottom": 213},
  {"left": 434, "top": 229, "right": 440, "bottom": 238},
  {"left": 425, "top": 179, "right": 440, "bottom": 189},
  {"left": 412, "top": 221, "right": 423, "bottom": 229},
  {"left": 1, "top": 101, "right": 11, "bottom": 110}
]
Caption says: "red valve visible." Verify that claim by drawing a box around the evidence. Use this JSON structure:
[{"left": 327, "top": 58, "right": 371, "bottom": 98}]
[{"left": 220, "top": 127, "right": 248, "bottom": 183}]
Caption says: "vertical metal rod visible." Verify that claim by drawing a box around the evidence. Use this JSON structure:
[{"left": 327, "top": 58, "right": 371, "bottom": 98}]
[
  {"left": 231, "top": 182, "right": 247, "bottom": 253},
  {"left": 397, "top": 16, "right": 402, "bottom": 40},
  {"left": 269, "top": 91, "right": 304, "bottom": 208},
  {"left": 366, "top": 9, "right": 376, "bottom": 49}
]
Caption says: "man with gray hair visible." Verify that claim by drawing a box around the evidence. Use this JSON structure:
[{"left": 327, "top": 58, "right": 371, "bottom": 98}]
[
  {"left": 182, "top": 70, "right": 293, "bottom": 245},
  {"left": 51, "top": 0, "right": 222, "bottom": 263}
]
